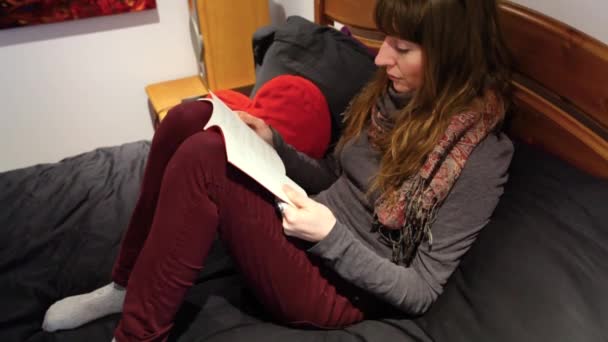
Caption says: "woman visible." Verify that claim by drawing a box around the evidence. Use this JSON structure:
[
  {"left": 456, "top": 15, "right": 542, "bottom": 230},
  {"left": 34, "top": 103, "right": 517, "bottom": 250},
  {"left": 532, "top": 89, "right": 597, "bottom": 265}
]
[{"left": 43, "top": 0, "right": 514, "bottom": 340}]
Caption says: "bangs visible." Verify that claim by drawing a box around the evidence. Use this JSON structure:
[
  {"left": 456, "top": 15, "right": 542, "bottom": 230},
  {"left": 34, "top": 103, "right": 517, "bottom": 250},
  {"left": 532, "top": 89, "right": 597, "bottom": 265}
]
[{"left": 374, "top": 0, "right": 425, "bottom": 43}]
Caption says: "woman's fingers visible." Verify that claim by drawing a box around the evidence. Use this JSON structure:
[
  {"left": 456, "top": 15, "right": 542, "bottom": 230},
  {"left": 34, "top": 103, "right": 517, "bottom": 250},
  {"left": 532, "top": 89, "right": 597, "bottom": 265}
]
[
  {"left": 236, "top": 111, "right": 261, "bottom": 126},
  {"left": 235, "top": 111, "right": 274, "bottom": 146}
]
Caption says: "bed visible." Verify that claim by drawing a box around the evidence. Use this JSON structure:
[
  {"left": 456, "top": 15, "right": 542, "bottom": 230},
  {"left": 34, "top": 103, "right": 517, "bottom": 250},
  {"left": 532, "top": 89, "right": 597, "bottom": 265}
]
[{"left": 1, "top": 1, "right": 607, "bottom": 341}]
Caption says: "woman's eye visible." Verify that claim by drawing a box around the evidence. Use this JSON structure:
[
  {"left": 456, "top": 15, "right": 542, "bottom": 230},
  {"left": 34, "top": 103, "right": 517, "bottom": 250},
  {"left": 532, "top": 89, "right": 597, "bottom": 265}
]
[{"left": 396, "top": 47, "right": 410, "bottom": 53}]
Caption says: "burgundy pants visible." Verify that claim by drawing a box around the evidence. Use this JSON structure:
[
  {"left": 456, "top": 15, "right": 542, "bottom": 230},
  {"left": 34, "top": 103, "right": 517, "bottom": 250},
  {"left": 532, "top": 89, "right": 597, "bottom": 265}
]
[{"left": 110, "top": 101, "right": 379, "bottom": 341}]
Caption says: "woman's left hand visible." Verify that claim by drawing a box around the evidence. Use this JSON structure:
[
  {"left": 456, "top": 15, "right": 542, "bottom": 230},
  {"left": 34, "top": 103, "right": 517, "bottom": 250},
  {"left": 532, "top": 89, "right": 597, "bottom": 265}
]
[
  {"left": 280, "top": 185, "right": 336, "bottom": 242},
  {"left": 236, "top": 111, "right": 274, "bottom": 147}
]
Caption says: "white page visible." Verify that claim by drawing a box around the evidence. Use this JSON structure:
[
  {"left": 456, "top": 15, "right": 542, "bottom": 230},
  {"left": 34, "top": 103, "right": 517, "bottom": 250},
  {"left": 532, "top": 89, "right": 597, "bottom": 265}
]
[{"left": 198, "top": 93, "right": 306, "bottom": 206}]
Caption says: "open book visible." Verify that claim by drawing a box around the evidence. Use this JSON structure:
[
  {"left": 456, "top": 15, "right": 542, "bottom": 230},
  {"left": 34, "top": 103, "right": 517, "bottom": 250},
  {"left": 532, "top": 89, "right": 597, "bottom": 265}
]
[{"left": 197, "top": 93, "right": 306, "bottom": 206}]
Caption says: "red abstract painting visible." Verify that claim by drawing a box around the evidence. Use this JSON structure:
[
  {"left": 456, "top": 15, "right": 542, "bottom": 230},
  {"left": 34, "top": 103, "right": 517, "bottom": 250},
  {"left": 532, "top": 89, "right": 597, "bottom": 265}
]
[{"left": 0, "top": 0, "right": 157, "bottom": 30}]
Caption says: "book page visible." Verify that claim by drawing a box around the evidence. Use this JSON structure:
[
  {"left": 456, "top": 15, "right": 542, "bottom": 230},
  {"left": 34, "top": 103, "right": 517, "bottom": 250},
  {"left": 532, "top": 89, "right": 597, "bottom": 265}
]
[{"left": 198, "top": 93, "right": 306, "bottom": 206}]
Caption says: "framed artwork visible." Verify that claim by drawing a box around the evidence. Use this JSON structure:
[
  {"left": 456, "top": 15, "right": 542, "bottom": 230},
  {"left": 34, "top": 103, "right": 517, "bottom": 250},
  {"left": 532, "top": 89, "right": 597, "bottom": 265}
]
[{"left": 0, "top": 0, "right": 157, "bottom": 30}]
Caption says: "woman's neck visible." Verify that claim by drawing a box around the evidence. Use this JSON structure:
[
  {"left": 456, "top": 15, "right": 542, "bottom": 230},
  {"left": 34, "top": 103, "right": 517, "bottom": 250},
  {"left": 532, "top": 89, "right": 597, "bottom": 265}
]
[{"left": 387, "top": 85, "right": 413, "bottom": 110}]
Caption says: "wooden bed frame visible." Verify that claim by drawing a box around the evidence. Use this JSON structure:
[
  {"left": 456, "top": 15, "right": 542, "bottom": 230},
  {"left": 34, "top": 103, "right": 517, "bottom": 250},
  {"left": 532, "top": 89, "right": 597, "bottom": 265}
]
[{"left": 314, "top": 0, "right": 608, "bottom": 179}]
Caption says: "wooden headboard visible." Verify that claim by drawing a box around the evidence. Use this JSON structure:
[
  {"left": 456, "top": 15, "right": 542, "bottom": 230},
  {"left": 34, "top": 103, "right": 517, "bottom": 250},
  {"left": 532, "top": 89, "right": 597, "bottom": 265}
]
[{"left": 314, "top": 0, "right": 608, "bottom": 179}]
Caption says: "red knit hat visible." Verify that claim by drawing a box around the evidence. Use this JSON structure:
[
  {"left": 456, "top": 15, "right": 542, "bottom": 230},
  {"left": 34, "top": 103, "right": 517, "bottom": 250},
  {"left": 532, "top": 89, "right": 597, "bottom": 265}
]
[{"left": 214, "top": 75, "right": 331, "bottom": 159}]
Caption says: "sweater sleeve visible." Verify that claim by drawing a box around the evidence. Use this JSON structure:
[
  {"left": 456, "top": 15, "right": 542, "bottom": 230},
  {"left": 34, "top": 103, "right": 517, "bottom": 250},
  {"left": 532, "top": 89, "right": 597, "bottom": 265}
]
[
  {"left": 272, "top": 128, "right": 341, "bottom": 194},
  {"left": 308, "top": 134, "right": 514, "bottom": 315}
]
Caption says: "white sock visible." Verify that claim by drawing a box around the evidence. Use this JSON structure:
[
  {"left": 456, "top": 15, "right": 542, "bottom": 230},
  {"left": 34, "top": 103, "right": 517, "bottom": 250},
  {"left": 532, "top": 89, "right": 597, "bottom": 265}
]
[{"left": 42, "top": 282, "right": 126, "bottom": 332}]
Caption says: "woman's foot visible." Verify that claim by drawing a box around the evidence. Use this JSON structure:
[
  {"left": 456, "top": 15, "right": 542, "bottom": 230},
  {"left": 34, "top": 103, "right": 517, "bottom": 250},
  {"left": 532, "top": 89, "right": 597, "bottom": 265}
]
[{"left": 42, "top": 282, "right": 126, "bottom": 332}]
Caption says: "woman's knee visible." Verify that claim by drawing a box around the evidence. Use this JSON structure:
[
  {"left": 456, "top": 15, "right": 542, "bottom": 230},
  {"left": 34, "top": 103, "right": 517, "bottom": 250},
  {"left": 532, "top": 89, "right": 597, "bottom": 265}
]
[
  {"left": 169, "top": 131, "right": 226, "bottom": 172},
  {"left": 155, "top": 101, "right": 213, "bottom": 145}
]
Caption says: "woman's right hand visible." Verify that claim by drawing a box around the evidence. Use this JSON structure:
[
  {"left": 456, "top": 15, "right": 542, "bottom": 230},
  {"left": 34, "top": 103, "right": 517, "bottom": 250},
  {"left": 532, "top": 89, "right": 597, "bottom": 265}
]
[{"left": 236, "top": 111, "right": 274, "bottom": 147}]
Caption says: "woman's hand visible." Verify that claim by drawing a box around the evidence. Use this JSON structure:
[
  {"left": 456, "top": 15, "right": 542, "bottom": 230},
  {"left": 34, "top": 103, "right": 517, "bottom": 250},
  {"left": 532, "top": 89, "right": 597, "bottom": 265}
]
[
  {"left": 236, "top": 111, "right": 273, "bottom": 147},
  {"left": 280, "top": 185, "right": 336, "bottom": 242}
]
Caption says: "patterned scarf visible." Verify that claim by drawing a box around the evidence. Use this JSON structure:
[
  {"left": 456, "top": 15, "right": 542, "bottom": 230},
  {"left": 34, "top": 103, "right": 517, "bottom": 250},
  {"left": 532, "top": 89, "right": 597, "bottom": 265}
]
[{"left": 368, "top": 88, "right": 504, "bottom": 265}]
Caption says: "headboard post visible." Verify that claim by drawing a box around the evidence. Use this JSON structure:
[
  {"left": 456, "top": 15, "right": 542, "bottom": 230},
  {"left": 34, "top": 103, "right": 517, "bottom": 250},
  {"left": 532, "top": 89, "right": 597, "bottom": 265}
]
[{"left": 314, "top": 0, "right": 332, "bottom": 26}]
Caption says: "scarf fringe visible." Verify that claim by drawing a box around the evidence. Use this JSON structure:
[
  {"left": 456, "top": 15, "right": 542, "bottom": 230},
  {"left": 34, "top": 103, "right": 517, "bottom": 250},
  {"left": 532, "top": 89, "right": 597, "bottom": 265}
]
[{"left": 374, "top": 175, "right": 439, "bottom": 265}]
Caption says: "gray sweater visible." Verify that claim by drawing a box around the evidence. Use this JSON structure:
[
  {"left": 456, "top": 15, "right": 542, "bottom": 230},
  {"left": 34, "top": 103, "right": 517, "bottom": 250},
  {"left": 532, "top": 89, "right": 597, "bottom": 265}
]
[{"left": 272, "top": 125, "right": 513, "bottom": 315}]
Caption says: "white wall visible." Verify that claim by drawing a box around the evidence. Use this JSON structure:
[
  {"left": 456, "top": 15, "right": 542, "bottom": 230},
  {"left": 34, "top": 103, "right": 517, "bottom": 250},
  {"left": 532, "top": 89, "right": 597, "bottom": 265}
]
[
  {"left": 268, "top": 0, "right": 314, "bottom": 24},
  {"left": 511, "top": 0, "right": 608, "bottom": 44},
  {"left": 0, "top": 0, "right": 198, "bottom": 172}
]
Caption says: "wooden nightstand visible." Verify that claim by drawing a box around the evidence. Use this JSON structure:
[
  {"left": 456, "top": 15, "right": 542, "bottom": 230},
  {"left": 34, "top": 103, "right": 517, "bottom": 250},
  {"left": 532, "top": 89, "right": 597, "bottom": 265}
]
[
  {"left": 145, "top": 75, "right": 208, "bottom": 129},
  {"left": 191, "top": 0, "right": 270, "bottom": 90},
  {"left": 146, "top": 0, "right": 269, "bottom": 129}
]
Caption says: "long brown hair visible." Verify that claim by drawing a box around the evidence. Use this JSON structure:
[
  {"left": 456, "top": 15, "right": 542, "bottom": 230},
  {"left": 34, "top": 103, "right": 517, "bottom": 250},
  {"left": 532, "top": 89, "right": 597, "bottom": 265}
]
[{"left": 336, "top": 0, "right": 511, "bottom": 195}]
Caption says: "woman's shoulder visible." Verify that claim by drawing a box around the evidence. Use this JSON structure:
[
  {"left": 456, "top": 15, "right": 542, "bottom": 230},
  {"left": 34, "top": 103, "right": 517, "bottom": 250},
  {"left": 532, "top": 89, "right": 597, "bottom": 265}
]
[
  {"left": 461, "top": 131, "right": 514, "bottom": 185},
  {"left": 433, "top": 132, "right": 513, "bottom": 237}
]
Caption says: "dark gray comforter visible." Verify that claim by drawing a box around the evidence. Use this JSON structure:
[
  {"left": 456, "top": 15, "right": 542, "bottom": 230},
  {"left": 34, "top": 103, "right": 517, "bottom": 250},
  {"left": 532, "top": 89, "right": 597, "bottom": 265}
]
[{"left": 2, "top": 139, "right": 607, "bottom": 342}]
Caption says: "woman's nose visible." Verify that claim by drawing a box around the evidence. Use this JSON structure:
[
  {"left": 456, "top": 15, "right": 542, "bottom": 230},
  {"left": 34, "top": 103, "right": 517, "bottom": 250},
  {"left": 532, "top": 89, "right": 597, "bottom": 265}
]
[{"left": 374, "top": 39, "right": 396, "bottom": 67}]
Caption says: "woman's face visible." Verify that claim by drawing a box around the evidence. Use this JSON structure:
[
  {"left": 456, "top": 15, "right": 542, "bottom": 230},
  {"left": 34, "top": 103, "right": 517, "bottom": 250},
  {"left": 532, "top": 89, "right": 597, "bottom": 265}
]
[{"left": 374, "top": 36, "right": 423, "bottom": 93}]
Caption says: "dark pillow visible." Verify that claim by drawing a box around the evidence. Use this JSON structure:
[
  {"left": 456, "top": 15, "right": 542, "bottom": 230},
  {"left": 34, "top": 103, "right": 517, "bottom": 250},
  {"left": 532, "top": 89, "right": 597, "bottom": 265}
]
[
  {"left": 251, "top": 16, "right": 377, "bottom": 144},
  {"left": 417, "top": 142, "right": 608, "bottom": 342}
]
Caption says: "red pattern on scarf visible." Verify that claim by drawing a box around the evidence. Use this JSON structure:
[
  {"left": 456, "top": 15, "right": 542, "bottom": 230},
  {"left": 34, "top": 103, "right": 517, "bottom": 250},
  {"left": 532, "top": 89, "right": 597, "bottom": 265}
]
[{"left": 370, "top": 90, "right": 505, "bottom": 230}]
